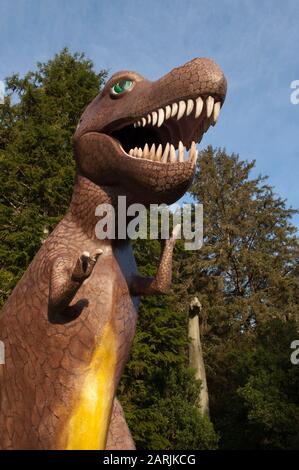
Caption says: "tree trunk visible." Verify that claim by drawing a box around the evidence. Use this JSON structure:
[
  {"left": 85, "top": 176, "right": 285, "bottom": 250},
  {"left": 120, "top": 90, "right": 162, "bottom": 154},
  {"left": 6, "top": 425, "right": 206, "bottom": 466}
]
[{"left": 188, "top": 298, "right": 209, "bottom": 416}]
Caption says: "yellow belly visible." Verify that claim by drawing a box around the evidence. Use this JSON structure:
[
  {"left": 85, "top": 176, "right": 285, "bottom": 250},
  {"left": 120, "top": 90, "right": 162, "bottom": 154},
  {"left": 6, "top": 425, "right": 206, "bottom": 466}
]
[{"left": 65, "top": 322, "right": 117, "bottom": 450}]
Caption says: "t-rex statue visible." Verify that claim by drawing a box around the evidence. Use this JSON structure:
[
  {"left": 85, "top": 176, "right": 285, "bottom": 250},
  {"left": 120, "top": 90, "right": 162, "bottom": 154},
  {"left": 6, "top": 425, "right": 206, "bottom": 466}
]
[{"left": 0, "top": 57, "right": 227, "bottom": 449}]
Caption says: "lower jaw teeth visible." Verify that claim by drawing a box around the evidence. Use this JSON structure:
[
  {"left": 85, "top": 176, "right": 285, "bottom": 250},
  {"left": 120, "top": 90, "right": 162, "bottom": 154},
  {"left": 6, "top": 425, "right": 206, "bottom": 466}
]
[{"left": 126, "top": 140, "right": 198, "bottom": 164}]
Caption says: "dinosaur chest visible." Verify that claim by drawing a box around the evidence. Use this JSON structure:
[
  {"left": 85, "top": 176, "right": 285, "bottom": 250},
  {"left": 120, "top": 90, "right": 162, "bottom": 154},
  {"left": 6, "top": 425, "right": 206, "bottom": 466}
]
[
  {"left": 63, "top": 322, "right": 119, "bottom": 450},
  {"left": 58, "top": 257, "right": 137, "bottom": 449},
  {"left": 0, "top": 247, "right": 138, "bottom": 450}
]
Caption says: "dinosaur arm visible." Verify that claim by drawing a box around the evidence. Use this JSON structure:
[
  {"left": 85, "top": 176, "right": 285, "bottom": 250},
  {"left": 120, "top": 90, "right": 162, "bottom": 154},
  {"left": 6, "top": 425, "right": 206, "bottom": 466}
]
[
  {"left": 49, "top": 258, "right": 81, "bottom": 311},
  {"left": 49, "top": 250, "right": 102, "bottom": 312},
  {"left": 129, "top": 225, "right": 180, "bottom": 296}
]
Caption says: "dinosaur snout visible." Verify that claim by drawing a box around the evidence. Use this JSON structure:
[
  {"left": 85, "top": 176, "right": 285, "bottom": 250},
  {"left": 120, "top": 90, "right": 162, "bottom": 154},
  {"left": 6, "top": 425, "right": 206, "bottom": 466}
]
[{"left": 151, "top": 57, "right": 227, "bottom": 109}]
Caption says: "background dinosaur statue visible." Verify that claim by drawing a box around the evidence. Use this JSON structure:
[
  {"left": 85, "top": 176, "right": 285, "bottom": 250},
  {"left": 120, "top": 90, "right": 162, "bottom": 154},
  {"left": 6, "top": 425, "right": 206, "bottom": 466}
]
[{"left": 0, "top": 57, "right": 227, "bottom": 450}]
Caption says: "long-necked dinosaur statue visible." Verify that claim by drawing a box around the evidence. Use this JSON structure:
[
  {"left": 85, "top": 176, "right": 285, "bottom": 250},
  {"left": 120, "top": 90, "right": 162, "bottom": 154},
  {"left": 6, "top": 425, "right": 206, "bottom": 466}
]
[{"left": 0, "top": 58, "right": 226, "bottom": 450}]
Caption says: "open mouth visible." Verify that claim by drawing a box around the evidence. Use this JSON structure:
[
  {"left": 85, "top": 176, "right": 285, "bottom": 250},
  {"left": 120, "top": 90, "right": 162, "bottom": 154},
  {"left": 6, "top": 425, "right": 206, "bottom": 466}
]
[{"left": 108, "top": 95, "right": 222, "bottom": 163}]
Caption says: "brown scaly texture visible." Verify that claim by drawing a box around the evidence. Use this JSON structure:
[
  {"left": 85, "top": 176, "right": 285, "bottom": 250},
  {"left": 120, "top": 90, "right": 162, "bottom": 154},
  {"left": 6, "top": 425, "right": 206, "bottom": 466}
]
[{"left": 0, "top": 58, "right": 227, "bottom": 449}]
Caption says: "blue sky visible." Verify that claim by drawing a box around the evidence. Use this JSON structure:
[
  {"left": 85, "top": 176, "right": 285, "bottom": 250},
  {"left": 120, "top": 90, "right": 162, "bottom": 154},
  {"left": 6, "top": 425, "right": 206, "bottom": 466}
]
[{"left": 0, "top": 0, "right": 298, "bottom": 226}]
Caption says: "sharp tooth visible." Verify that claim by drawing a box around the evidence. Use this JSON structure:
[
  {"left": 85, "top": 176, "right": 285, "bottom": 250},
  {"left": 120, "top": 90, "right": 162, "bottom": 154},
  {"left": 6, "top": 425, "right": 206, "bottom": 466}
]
[
  {"left": 169, "top": 144, "right": 176, "bottom": 162},
  {"left": 149, "top": 143, "right": 156, "bottom": 159},
  {"left": 206, "top": 96, "right": 214, "bottom": 118},
  {"left": 189, "top": 141, "right": 196, "bottom": 162},
  {"left": 156, "top": 144, "right": 162, "bottom": 160},
  {"left": 129, "top": 149, "right": 134, "bottom": 156},
  {"left": 137, "top": 121, "right": 141, "bottom": 127},
  {"left": 134, "top": 122, "right": 137, "bottom": 128},
  {"left": 171, "top": 102, "right": 178, "bottom": 117},
  {"left": 177, "top": 100, "right": 186, "bottom": 120},
  {"left": 133, "top": 147, "right": 138, "bottom": 157},
  {"left": 157, "top": 108, "right": 165, "bottom": 127},
  {"left": 165, "top": 105, "right": 171, "bottom": 119},
  {"left": 161, "top": 143, "right": 170, "bottom": 163},
  {"left": 213, "top": 102, "right": 221, "bottom": 123},
  {"left": 191, "top": 144, "right": 198, "bottom": 164},
  {"left": 137, "top": 148, "right": 143, "bottom": 158},
  {"left": 178, "top": 141, "right": 184, "bottom": 162},
  {"left": 186, "top": 99, "right": 194, "bottom": 116},
  {"left": 147, "top": 114, "right": 152, "bottom": 124},
  {"left": 143, "top": 143, "right": 150, "bottom": 157},
  {"left": 152, "top": 111, "right": 158, "bottom": 126},
  {"left": 141, "top": 117, "right": 147, "bottom": 127},
  {"left": 195, "top": 97, "right": 203, "bottom": 118}
]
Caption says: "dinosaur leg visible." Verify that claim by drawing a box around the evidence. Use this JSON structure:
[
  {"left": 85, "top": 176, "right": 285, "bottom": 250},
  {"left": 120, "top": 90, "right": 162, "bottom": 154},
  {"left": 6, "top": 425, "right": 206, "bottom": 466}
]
[{"left": 105, "top": 398, "right": 136, "bottom": 450}]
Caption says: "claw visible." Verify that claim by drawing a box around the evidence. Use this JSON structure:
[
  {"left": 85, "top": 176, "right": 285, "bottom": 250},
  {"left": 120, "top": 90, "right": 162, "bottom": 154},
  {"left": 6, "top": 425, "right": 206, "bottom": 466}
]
[
  {"left": 73, "top": 249, "right": 103, "bottom": 281},
  {"left": 91, "top": 248, "right": 103, "bottom": 262}
]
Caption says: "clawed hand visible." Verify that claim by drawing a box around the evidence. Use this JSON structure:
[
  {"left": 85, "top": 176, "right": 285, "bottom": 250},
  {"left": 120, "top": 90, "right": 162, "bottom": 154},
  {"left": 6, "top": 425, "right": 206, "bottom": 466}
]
[{"left": 72, "top": 249, "right": 103, "bottom": 282}]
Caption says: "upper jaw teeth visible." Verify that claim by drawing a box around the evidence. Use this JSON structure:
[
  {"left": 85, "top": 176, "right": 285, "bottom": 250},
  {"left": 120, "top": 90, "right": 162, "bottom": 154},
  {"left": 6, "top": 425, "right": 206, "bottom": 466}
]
[
  {"left": 126, "top": 140, "right": 198, "bottom": 165},
  {"left": 127, "top": 95, "right": 222, "bottom": 164},
  {"left": 133, "top": 95, "right": 221, "bottom": 130}
]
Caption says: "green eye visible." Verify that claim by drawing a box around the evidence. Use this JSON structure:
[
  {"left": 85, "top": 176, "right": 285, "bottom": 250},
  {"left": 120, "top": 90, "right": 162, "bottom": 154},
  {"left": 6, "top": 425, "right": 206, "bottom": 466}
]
[{"left": 111, "top": 79, "right": 134, "bottom": 95}]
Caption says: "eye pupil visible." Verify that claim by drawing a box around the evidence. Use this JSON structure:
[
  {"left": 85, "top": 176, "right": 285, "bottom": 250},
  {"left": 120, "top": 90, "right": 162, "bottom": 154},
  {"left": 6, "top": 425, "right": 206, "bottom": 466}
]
[
  {"left": 114, "top": 83, "right": 123, "bottom": 93},
  {"left": 112, "top": 79, "right": 133, "bottom": 95}
]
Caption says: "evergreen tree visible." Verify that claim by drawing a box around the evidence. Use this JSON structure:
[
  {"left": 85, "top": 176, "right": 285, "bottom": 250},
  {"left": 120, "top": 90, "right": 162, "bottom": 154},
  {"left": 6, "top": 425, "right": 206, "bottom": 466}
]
[
  {"left": 0, "top": 49, "right": 106, "bottom": 306},
  {"left": 176, "top": 146, "right": 299, "bottom": 449},
  {"left": 188, "top": 146, "right": 299, "bottom": 332}
]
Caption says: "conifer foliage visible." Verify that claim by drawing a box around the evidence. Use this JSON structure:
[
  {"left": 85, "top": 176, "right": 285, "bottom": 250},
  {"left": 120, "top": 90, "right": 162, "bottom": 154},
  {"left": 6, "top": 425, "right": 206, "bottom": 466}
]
[
  {"left": 178, "top": 147, "right": 299, "bottom": 448},
  {"left": 0, "top": 49, "right": 106, "bottom": 306}
]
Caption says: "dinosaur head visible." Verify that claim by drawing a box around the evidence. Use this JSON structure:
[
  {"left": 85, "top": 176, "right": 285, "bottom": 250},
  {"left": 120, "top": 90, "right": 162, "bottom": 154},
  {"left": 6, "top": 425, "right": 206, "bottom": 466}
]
[{"left": 73, "top": 58, "right": 227, "bottom": 205}]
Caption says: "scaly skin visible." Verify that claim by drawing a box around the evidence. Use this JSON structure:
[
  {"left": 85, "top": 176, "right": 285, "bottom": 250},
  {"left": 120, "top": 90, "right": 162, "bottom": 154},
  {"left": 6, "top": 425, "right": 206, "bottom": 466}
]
[{"left": 0, "top": 58, "right": 227, "bottom": 449}]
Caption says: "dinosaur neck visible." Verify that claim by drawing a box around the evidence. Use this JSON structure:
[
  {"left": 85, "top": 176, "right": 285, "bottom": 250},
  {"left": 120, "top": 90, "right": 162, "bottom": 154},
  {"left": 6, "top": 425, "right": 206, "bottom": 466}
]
[{"left": 68, "top": 173, "right": 129, "bottom": 241}]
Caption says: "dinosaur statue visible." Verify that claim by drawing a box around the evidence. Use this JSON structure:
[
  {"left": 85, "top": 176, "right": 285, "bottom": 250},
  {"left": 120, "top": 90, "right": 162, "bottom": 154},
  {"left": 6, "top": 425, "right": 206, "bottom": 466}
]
[{"left": 0, "top": 57, "right": 227, "bottom": 450}]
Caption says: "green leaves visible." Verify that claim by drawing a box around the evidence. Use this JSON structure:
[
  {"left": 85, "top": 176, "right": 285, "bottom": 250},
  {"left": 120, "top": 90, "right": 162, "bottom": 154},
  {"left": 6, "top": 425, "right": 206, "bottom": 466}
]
[
  {"left": 236, "top": 321, "right": 299, "bottom": 449},
  {"left": 0, "top": 49, "right": 106, "bottom": 307},
  {"left": 183, "top": 147, "right": 299, "bottom": 449}
]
